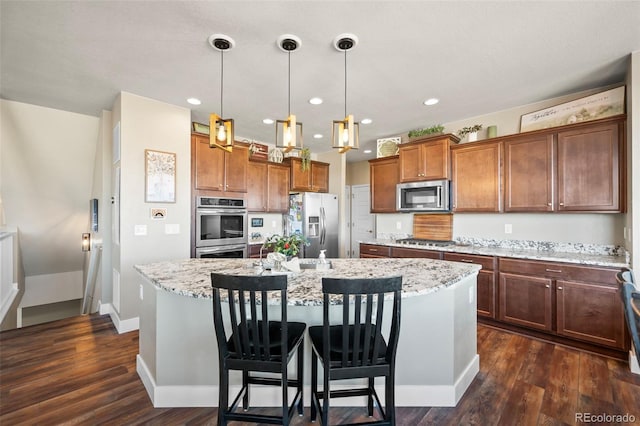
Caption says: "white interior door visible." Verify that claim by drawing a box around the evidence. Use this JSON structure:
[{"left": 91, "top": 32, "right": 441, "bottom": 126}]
[{"left": 350, "top": 185, "right": 375, "bottom": 258}]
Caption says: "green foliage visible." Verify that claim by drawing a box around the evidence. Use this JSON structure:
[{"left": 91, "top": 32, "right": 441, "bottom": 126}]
[
  {"left": 457, "top": 124, "right": 483, "bottom": 138},
  {"left": 408, "top": 124, "right": 445, "bottom": 138},
  {"left": 264, "top": 233, "right": 309, "bottom": 257},
  {"left": 300, "top": 148, "right": 311, "bottom": 171}
]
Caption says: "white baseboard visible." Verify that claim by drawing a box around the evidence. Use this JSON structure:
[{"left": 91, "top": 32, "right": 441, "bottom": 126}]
[
  {"left": 136, "top": 354, "right": 480, "bottom": 408},
  {"left": 100, "top": 302, "right": 138, "bottom": 334}
]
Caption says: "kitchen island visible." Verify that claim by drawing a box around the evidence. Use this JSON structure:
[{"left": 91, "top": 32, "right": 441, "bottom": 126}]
[{"left": 134, "top": 258, "right": 481, "bottom": 408}]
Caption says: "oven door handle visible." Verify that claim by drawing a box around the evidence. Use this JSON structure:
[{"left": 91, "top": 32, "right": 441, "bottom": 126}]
[
  {"left": 198, "top": 244, "right": 246, "bottom": 253},
  {"left": 197, "top": 208, "right": 247, "bottom": 214}
]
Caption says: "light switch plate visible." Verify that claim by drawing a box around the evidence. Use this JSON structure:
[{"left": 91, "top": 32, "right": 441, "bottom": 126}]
[
  {"left": 504, "top": 224, "right": 513, "bottom": 234},
  {"left": 165, "top": 224, "right": 180, "bottom": 235},
  {"left": 134, "top": 225, "right": 147, "bottom": 236}
]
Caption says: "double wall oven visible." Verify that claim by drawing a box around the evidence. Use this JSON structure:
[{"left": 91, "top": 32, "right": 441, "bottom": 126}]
[{"left": 195, "top": 197, "right": 248, "bottom": 258}]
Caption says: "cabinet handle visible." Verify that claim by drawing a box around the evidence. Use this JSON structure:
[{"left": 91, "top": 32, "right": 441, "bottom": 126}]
[
  {"left": 369, "top": 248, "right": 378, "bottom": 252},
  {"left": 545, "top": 284, "right": 550, "bottom": 288},
  {"left": 547, "top": 203, "right": 552, "bottom": 206},
  {"left": 559, "top": 203, "right": 564, "bottom": 206},
  {"left": 545, "top": 268, "right": 562, "bottom": 273},
  {"left": 557, "top": 286, "right": 563, "bottom": 290},
  {"left": 460, "top": 259, "right": 474, "bottom": 263}
]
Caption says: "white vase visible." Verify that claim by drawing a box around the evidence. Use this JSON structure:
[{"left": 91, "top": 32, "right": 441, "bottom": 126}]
[{"left": 467, "top": 132, "right": 478, "bottom": 142}]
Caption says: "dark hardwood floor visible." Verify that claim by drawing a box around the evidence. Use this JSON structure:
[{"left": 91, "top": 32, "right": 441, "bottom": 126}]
[{"left": 1, "top": 314, "right": 639, "bottom": 425}]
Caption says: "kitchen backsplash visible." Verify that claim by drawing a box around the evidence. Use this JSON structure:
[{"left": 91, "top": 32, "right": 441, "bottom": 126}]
[
  {"left": 454, "top": 237, "right": 625, "bottom": 257},
  {"left": 248, "top": 213, "right": 283, "bottom": 242}
]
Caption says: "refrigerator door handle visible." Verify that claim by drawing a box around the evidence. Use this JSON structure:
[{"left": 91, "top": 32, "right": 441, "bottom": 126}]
[{"left": 320, "top": 207, "right": 326, "bottom": 245}]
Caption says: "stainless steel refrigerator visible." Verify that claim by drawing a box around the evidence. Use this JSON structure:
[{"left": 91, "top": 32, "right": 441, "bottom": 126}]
[{"left": 286, "top": 193, "right": 339, "bottom": 258}]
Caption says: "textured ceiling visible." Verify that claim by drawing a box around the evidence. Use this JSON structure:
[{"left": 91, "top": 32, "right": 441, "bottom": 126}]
[{"left": 2, "top": 1, "right": 639, "bottom": 162}]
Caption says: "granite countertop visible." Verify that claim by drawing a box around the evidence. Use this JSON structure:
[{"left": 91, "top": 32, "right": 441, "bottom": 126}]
[
  {"left": 363, "top": 239, "right": 628, "bottom": 268},
  {"left": 134, "top": 258, "right": 480, "bottom": 306}
]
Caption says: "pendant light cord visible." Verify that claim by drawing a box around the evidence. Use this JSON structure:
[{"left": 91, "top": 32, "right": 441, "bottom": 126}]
[
  {"left": 220, "top": 50, "right": 224, "bottom": 117},
  {"left": 344, "top": 49, "right": 348, "bottom": 117},
  {"left": 288, "top": 50, "right": 291, "bottom": 116}
]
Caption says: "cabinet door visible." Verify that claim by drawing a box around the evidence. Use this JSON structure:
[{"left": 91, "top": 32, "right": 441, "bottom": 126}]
[
  {"left": 422, "top": 139, "right": 450, "bottom": 180},
  {"left": 556, "top": 280, "right": 626, "bottom": 349},
  {"left": 247, "top": 162, "right": 267, "bottom": 211},
  {"left": 267, "top": 163, "right": 290, "bottom": 212},
  {"left": 477, "top": 270, "right": 497, "bottom": 319},
  {"left": 557, "top": 122, "right": 620, "bottom": 212},
  {"left": 369, "top": 156, "right": 399, "bottom": 213},
  {"left": 359, "top": 244, "right": 390, "bottom": 258},
  {"left": 399, "top": 144, "right": 423, "bottom": 182},
  {"left": 499, "top": 272, "right": 553, "bottom": 331},
  {"left": 311, "top": 162, "right": 329, "bottom": 193},
  {"left": 451, "top": 142, "right": 502, "bottom": 212},
  {"left": 193, "top": 135, "right": 225, "bottom": 191},
  {"left": 504, "top": 135, "right": 554, "bottom": 212},
  {"left": 224, "top": 144, "right": 248, "bottom": 192},
  {"left": 289, "top": 158, "right": 311, "bottom": 191}
]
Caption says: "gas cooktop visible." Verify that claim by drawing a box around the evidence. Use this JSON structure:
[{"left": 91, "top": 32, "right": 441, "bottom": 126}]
[{"left": 395, "top": 238, "right": 456, "bottom": 247}]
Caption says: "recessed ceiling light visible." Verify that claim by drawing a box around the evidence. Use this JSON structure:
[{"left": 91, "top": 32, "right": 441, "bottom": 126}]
[
  {"left": 187, "top": 97, "right": 201, "bottom": 105},
  {"left": 263, "top": 118, "right": 274, "bottom": 124},
  {"left": 424, "top": 98, "right": 439, "bottom": 106},
  {"left": 309, "top": 97, "right": 323, "bottom": 105},
  {"left": 364, "top": 149, "right": 372, "bottom": 154},
  {"left": 361, "top": 118, "right": 372, "bottom": 124},
  {"left": 313, "top": 134, "right": 323, "bottom": 139}
]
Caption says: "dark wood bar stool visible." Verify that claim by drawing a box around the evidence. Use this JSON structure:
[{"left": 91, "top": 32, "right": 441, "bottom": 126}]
[
  {"left": 308, "top": 276, "right": 403, "bottom": 426},
  {"left": 211, "top": 273, "right": 306, "bottom": 426},
  {"left": 617, "top": 268, "right": 640, "bottom": 368}
]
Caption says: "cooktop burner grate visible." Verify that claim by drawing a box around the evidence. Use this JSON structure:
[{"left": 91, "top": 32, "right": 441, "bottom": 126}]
[{"left": 395, "top": 238, "right": 456, "bottom": 247}]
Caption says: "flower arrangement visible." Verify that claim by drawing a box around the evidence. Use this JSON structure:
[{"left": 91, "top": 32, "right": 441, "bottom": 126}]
[
  {"left": 457, "top": 124, "right": 483, "bottom": 138},
  {"left": 264, "top": 233, "right": 309, "bottom": 257}
]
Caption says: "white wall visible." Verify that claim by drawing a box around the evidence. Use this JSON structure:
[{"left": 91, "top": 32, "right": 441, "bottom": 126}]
[
  {"left": 628, "top": 51, "right": 640, "bottom": 269},
  {"left": 376, "top": 84, "right": 629, "bottom": 246},
  {"left": 1, "top": 99, "right": 99, "bottom": 307},
  {"left": 112, "top": 92, "right": 191, "bottom": 324}
]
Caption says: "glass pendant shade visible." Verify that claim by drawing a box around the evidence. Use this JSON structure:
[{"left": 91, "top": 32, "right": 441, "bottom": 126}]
[
  {"left": 331, "top": 114, "right": 359, "bottom": 153},
  {"left": 209, "top": 113, "right": 234, "bottom": 152},
  {"left": 276, "top": 114, "right": 303, "bottom": 153}
]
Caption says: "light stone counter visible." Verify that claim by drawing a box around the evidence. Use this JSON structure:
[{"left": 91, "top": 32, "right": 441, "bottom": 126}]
[
  {"left": 363, "top": 239, "right": 628, "bottom": 268},
  {"left": 134, "top": 258, "right": 481, "bottom": 409}
]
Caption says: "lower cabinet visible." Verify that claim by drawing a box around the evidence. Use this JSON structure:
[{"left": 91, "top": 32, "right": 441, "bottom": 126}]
[
  {"left": 359, "top": 243, "right": 390, "bottom": 258},
  {"left": 391, "top": 247, "right": 442, "bottom": 259},
  {"left": 444, "top": 253, "right": 497, "bottom": 319},
  {"left": 498, "top": 258, "right": 626, "bottom": 350}
]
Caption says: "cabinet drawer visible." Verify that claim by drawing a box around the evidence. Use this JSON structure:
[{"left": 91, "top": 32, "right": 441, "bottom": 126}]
[
  {"left": 360, "top": 244, "right": 390, "bottom": 258},
  {"left": 390, "top": 247, "right": 442, "bottom": 259},
  {"left": 443, "top": 253, "right": 496, "bottom": 270},
  {"left": 499, "top": 258, "right": 616, "bottom": 285}
]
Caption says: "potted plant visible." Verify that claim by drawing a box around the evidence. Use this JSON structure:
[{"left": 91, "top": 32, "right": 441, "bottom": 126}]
[
  {"left": 300, "top": 148, "right": 311, "bottom": 171},
  {"left": 457, "top": 124, "right": 483, "bottom": 142},
  {"left": 264, "top": 233, "right": 309, "bottom": 258},
  {"left": 407, "top": 124, "right": 445, "bottom": 139}
]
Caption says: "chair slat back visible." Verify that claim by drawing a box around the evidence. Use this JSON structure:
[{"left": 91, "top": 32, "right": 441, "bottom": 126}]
[
  {"left": 211, "top": 273, "right": 287, "bottom": 361},
  {"left": 322, "top": 276, "right": 402, "bottom": 368},
  {"left": 621, "top": 282, "right": 640, "bottom": 366}
]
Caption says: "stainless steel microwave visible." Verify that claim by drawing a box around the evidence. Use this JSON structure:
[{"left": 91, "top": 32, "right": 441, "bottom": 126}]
[{"left": 397, "top": 180, "right": 450, "bottom": 212}]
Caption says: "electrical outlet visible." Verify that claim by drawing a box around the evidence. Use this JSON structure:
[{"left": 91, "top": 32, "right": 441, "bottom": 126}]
[
  {"left": 396, "top": 221, "right": 402, "bottom": 230},
  {"left": 504, "top": 224, "right": 513, "bottom": 234},
  {"left": 272, "top": 220, "right": 277, "bottom": 228},
  {"left": 624, "top": 227, "right": 628, "bottom": 240},
  {"left": 134, "top": 225, "right": 147, "bottom": 236},
  {"left": 469, "top": 286, "right": 474, "bottom": 304},
  {"left": 139, "top": 284, "right": 144, "bottom": 300}
]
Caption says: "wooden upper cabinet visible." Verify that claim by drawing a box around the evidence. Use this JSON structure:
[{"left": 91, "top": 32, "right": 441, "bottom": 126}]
[
  {"left": 246, "top": 161, "right": 267, "bottom": 211},
  {"left": 504, "top": 134, "right": 554, "bottom": 212},
  {"left": 285, "top": 157, "right": 329, "bottom": 192},
  {"left": 311, "top": 161, "right": 329, "bottom": 193},
  {"left": 267, "top": 163, "right": 290, "bottom": 212},
  {"left": 451, "top": 141, "right": 502, "bottom": 212},
  {"left": 399, "top": 136, "right": 454, "bottom": 182},
  {"left": 557, "top": 121, "right": 622, "bottom": 212},
  {"left": 192, "top": 133, "right": 248, "bottom": 192},
  {"left": 247, "top": 162, "right": 290, "bottom": 213},
  {"left": 369, "top": 156, "right": 399, "bottom": 213}
]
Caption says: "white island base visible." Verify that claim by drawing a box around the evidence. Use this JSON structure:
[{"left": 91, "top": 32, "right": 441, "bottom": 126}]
[{"left": 136, "top": 264, "right": 479, "bottom": 408}]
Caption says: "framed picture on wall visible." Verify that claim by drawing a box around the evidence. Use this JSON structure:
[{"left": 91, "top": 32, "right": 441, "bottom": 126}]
[{"left": 145, "top": 149, "right": 176, "bottom": 203}]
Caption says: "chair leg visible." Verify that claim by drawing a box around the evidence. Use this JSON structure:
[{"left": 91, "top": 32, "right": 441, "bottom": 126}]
[
  {"left": 242, "top": 370, "right": 249, "bottom": 410},
  {"left": 323, "top": 364, "right": 330, "bottom": 426},
  {"left": 311, "top": 351, "right": 318, "bottom": 422},
  {"left": 385, "top": 373, "right": 396, "bottom": 425},
  {"left": 367, "top": 376, "right": 374, "bottom": 416},
  {"left": 218, "top": 363, "right": 229, "bottom": 426},
  {"left": 297, "top": 341, "right": 304, "bottom": 416},
  {"left": 282, "top": 365, "right": 289, "bottom": 426}
]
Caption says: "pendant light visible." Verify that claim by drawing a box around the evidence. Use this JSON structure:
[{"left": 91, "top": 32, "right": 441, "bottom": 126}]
[
  {"left": 276, "top": 34, "right": 303, "bottom": 153},
  {"left": 208, "top": 34, "right": 235, "bottom": 152},
  {"left": 332, "top": 34, "right": 359, "bottom": 153}
]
